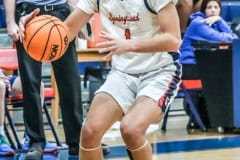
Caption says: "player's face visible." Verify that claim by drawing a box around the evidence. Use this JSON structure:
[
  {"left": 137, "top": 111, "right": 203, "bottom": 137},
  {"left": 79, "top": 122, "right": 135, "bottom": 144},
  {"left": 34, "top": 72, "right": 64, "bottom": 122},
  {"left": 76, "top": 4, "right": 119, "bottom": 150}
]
[{"left": 205, "top": 1, "right": 221, "bottom": 17}]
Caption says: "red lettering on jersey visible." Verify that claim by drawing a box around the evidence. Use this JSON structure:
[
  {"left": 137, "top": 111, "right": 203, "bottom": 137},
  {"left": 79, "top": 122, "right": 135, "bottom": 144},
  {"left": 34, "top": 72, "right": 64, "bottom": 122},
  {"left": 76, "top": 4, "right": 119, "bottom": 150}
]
[
  {"left": 125, "top": 28, "right": 131, "bottom": 39},
  {"left": 109, "top": 13, "right": 140, "bottom": 24}
]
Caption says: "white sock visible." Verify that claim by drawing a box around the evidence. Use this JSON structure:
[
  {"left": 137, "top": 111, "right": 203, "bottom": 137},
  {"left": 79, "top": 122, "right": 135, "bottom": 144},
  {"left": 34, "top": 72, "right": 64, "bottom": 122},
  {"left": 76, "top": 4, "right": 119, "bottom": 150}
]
[{"left": 0, "top": 126, "right": 5, "bottom": 136}]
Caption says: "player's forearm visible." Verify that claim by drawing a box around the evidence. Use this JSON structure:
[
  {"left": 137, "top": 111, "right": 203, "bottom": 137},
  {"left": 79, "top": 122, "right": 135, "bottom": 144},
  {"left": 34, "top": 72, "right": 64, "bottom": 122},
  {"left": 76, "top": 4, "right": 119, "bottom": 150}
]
[
  {"left": 3, "top": 0, "right": 16, "bottom": 25},
  {"left": 64, "top": 8, "right": 92, "bottom": 42},
  {"left": 130, "top": 33, "right": 181, "bottom": 53},
  {"left": 132, "top": 1, "right": 181, "bottom": 53}
]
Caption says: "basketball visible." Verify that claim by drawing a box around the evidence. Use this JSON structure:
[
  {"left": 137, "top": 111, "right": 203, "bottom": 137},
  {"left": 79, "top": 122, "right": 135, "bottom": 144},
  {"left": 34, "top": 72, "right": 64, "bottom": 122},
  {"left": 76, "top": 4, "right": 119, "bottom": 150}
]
[{"left": 23, "top": 15, "right": 69, "bottom": 62}]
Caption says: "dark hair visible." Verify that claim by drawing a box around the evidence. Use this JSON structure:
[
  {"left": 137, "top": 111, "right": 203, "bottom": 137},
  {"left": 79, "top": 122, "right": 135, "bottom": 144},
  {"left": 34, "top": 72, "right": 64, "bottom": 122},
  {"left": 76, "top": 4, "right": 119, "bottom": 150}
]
[{"left": 200, "top": 0, "right": 222, "bottom": 14}]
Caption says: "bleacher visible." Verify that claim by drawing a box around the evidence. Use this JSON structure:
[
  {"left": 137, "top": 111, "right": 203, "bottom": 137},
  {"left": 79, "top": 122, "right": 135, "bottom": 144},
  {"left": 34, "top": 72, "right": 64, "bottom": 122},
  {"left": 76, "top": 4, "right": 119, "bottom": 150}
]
[{"left": 221, "top": 0, "right": 240, "bottom": 23}]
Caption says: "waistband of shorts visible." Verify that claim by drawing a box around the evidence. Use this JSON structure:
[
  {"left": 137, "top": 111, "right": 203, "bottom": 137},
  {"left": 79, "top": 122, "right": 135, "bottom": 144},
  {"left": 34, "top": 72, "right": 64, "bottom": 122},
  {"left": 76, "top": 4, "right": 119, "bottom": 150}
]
[{"left": 17, "top": 2, "right": 66, "bottom": 12}]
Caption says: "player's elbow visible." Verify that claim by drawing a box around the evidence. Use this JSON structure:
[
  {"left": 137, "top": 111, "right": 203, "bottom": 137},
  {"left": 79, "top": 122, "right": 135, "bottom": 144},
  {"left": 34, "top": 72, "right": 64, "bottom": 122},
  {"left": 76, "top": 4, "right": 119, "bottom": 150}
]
[{"left": 170, "top": 37, "right": 181, "bottom": 51}]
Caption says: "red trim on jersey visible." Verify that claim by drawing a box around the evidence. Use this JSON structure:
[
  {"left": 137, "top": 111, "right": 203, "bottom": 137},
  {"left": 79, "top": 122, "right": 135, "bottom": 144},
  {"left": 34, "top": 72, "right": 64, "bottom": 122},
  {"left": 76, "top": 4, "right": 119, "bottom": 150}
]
[{"left": 158, "top": 77, "right": 176, "bottom": 112}]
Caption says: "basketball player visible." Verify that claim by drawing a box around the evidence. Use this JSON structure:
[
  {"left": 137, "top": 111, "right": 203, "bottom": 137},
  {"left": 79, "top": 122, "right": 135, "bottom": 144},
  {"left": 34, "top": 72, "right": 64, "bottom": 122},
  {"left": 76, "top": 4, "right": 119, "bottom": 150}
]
[
  {"left": 19, "top": 0, "right": 181, "bottom": 159},
  {"left": 4, "top": 0, "right": 110, "bottom": 159},
  {"left": 5, "top": 0, "right": 83, "bottom": 159}
]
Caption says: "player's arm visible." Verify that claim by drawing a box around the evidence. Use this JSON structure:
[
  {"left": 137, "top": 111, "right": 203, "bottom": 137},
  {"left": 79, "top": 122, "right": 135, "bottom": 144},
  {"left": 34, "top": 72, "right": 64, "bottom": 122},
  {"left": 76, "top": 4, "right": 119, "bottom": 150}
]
[
  {"left": 133, "top": 2, "right": 181, "bottom": 52},
  {"left": 98, "top": 2, "right": 181, "bottom": 57},
  {"left": 64, "top": 8, "right": 92, "bottom": 42},
  {"left": 18, "top": 9, "right": 40, "bottom": 42},
  {"left": 18, "top": 7, "right": 92, "bottom": 43}
]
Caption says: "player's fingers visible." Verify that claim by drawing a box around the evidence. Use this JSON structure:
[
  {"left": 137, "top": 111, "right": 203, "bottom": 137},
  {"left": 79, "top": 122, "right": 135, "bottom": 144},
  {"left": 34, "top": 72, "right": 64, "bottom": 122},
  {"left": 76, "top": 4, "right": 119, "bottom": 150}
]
[
  {"left": 98, "top": 32, "right": 110, "bottom": 40},
  {"left": 99, "top": 31, "right": 115, "bottom": 40},
  {"left": 31, "top": 8, "right": 40, "bottom": 18},
  {"left": 98, "top": 44, "right": 116, "bottom": 53},
  {"left": 18, "top": 23, "right": 25, "bottom": 43},
  {"left": 98, "top": 47, "right": 109, "bottom": 53},
  {"left": 24, "top": 8, "right": 40, "bottom": 23},
  {"left": 19, "top": 8, "right": 40, "bottom": 43},
  {"left": 96, "top": 40, "right": 114, "bottom": 48},
  {"left": 103, "top": 52, "right": 113, "bottom": 61}
]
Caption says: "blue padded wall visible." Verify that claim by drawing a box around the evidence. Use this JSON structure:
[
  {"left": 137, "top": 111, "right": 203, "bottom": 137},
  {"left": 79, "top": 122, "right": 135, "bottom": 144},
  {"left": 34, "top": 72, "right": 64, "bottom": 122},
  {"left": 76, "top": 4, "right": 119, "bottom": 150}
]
[{"left": 221, "top": 1, "right": 240, "bottom": 22}]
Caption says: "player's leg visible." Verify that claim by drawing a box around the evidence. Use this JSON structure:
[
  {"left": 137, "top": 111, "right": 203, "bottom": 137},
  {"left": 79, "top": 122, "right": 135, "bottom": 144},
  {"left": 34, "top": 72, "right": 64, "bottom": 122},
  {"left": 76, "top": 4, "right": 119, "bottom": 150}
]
[
  {"left": 80, "top": 69, "right": 134, "bottom": 160},
  {"left": 121, "top": 96, "right": 163, "bottom": 160},
  {"left": 80, "top": 92, "right": 123, "bottom": 160},
  {"left": 121, "top": 62, "right": 181, "bottom": 160}
]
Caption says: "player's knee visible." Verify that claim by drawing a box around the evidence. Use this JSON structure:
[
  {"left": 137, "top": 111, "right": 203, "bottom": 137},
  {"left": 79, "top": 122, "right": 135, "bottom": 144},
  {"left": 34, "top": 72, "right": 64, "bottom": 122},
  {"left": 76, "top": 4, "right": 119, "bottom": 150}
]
[
  {"left": 120, "top": 120, "right": 142, "bottom": 141},
  {"left": 81, "top": 122, "right": 103, "bottom": 141}
]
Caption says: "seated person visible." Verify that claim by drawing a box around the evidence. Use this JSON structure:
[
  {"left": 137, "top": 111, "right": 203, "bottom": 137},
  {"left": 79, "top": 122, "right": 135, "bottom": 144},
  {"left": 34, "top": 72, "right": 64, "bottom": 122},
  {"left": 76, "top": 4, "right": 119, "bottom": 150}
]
[
  {"left": 180, "top": 0, "right": 238, "bottom": 129},
  {"left": 0, "top": 69, "right": 15, "bottom": 156},
  {"left": 0, "top": 69, "right": 57, "bottom": 156}
]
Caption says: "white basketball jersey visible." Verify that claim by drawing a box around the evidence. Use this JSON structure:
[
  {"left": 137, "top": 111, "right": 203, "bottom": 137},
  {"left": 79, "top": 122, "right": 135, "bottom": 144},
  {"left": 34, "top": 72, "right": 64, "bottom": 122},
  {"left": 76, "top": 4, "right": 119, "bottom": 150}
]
[
  {"left": 16, "top": 0, "right": 66, "bottom": 5},
  {"left": 78, "top": 0, "right": 178, "bottom": 74}
]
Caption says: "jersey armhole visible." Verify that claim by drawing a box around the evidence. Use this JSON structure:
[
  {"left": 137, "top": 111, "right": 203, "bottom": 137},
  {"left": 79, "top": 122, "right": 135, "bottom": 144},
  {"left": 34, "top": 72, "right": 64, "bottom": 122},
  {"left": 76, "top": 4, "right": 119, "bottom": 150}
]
[
  {"left": 97, "top": 0, "right": 157, "bottom": 14},
  {"left": 97, "top": 0, "right": 100, "bottom": 12},
  {"left": 144, "top": 0, "right": 157, "bottom": 15}
]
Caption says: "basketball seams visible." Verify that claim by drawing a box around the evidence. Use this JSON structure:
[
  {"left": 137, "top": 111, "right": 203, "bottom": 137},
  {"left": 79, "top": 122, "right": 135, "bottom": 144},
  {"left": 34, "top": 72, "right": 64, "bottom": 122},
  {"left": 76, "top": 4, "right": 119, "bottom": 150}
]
[
  {"left": 25, "top": 15, "right": 59, "bottom": 29},
  {"left": 23, "top": 15, "right": 68, "bottom": 62},
  {"left": 26, "top": 15, "right": 51, "bottom": 27},
  {"left": 40, "top": 25, "right": 56, "bottom": 61},
  {"left": 26, "top": 19, "right": 59, "bottom": 51},
  {"left": 26, "top": 18, "right": 59, "bottom": 29},
  {"left": 54, "top": 24, "right": 67, "bottom": 59},
  {"left": 52, "top": 21, "right": 63, "bottom": 60},
  {"left": 40, "top": 23, "right": 66, "bottom": 61},
  {"left": 50, "top": 19, "right": 66, "bottom": 60}
]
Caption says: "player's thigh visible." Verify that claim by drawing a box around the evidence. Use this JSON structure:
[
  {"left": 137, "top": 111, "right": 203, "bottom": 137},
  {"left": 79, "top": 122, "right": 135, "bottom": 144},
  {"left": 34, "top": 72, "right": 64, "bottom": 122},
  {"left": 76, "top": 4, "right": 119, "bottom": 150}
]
[
  {"left": 84, "top": 92, "right": 123, "bottom": 133},
  {"left": 124, "top": 96, "right": 162, "bottom": 131}
]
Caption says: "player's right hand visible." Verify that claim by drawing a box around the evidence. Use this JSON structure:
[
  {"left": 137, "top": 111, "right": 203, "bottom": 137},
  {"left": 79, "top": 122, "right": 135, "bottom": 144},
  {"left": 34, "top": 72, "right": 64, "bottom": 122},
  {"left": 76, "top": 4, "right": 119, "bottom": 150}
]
[
  {"left": 97, "top": 31, "right": 131, "bottom": 60},
  {"left": 19, "top": 8, "right": 40, "bottom": 43}
]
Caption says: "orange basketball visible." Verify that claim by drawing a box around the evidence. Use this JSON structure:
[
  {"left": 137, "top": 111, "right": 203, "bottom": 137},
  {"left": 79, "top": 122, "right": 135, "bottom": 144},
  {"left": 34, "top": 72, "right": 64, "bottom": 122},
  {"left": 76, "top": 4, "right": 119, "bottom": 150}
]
[{"left": 23, "top": 15, "right": 69, "bottom": 62}]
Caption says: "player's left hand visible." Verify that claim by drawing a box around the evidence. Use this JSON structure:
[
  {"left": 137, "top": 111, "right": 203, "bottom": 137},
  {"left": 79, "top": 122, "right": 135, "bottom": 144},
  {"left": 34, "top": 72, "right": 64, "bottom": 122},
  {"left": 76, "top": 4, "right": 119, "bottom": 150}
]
[{"left": 97, "top": 32, "right": 132, "bottom": 60}]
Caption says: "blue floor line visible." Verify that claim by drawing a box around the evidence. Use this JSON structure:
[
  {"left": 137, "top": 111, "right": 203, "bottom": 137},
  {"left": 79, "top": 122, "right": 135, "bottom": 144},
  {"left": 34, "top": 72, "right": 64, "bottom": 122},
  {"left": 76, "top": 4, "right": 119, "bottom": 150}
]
[
  {"left": 105, "top": 136, "right": 240, "bottom": 158},
  {"left": 2, "top": 136, "right": 240, "bottom": 159},
  {"left": 153, "top": 136, "right": 240, "bottom": 153}
]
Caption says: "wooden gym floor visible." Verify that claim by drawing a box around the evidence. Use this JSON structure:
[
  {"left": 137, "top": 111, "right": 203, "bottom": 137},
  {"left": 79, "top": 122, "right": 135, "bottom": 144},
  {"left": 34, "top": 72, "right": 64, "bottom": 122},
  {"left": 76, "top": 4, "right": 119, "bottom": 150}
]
[{"left": 3, "top": 100, "right": 240, "bottom": 160}]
